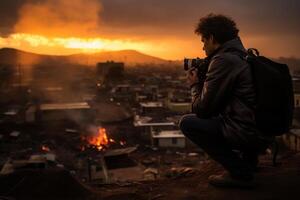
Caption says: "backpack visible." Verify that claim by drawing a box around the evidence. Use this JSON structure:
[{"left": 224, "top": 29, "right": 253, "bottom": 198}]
[{"left": 236, "top": 48, "right": 294, "bottom": 136}]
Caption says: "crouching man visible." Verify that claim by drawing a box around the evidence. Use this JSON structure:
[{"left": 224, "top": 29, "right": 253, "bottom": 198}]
[{"left": 179, "top": 14, "right": 268, "bottom": 188}]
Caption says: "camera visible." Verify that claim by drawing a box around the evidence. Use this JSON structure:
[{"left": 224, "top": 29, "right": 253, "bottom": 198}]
[{"left": 184, "top": 58, "right": 209, "bottom": 81}]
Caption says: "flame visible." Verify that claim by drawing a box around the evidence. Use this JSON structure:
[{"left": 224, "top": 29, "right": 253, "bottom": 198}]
[
  {"left": 42, "top": 145, "right": 50, "bottom": 152},
  {"left": 120, "top": 141, "right": 126, "bottom": 146},
  {"left": 87, "top": 128, "right": 109, "bottom": 150}
]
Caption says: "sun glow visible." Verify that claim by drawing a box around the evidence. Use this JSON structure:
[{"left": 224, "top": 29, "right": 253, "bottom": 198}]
[{"left": 0, "top": 33, "right": 153, "bottom": 54}]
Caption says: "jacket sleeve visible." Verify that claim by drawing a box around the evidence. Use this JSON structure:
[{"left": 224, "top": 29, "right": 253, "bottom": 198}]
[{"left": 191, "top": 55, "right": 236, "bottom": 118}]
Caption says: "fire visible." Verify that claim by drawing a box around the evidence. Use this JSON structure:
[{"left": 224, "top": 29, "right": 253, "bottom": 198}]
[
  {"left": 81, "top": 127, "right": 125, "bottom": 151},
  {"left": 87, "top": 128, "right": 109, "bottom": 150},
  {"left": 42, "top": 145, "right": 50, "bottom": 152}
]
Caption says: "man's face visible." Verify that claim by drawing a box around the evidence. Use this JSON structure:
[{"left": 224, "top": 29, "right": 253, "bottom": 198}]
[{"left": 201, "top": 35, "right": 217, "bottom": 57}]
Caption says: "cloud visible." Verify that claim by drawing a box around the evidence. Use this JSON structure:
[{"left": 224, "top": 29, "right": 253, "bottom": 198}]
[
  {"left": 13, "top": 0, "right": 102, "bottom": 37},
  {"left": 1, "top": 0, "right": 299, "bottom": 38},
  {"left": 0, "top": 0, "right": 299, "bottom": 58},
  {"left": 0, "top": 0, "right": 25, "bottom": 36},
  {"left": 99, "top": 0, "right": 300, "bottom": 38}
]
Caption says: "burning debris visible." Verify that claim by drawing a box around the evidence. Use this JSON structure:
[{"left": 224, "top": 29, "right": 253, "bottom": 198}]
[
  {"left": 86, "top": 128, "right": 110, "bottom": 150},
  {"left": 82, "top": 127, "right": 113, "bottom": 151},
  {"left": 81, "top": 126, "right": 127, "bottom": 151}
]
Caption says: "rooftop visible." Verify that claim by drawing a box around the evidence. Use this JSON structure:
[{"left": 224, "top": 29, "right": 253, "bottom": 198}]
[
  {"left": 152, "top": 130, "right": 184, "bottom": 138},
  {"left": 39, "top": 102, "right": 90, "bottom": 111},
  {"left": 140, "top": 102, "right": 163, "bottom": 108},
  {"left": 290, "top": 128, "right": 300, "bottom": 136}
]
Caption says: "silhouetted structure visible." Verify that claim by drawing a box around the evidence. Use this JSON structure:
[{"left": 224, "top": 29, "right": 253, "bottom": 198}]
[{"left": 97, "top": 61, "right": 124, "bottom": 83}]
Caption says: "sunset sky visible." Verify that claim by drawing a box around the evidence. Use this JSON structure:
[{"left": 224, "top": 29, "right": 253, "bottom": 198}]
[{"left": 0, "top": 0, "right": 299, "bottom": 60}]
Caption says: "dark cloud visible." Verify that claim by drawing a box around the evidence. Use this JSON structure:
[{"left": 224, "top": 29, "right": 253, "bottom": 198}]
[
  {"left": 0, "top": 0, "right": 102, "bottom": 37},
  {"left": 1, "top": 0, "right": 299, "bottom": 37},
  {"left": 100, "top": 0, "right": 300, "bottom": 38},
  {"left": 97, "top": 0, "right": 300, "bottom": 57},
  {"left": 0, "top": 0, "right": 25, "bottom": 36}
]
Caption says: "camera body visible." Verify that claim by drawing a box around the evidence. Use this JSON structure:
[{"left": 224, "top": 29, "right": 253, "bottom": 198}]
[{"left": 184, "top": 58, "right": 209, "bottom": 81}]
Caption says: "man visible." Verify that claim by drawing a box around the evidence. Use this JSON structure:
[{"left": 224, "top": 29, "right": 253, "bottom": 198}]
[{"left": 179, "top": 14, "right": 268, "bottom": 188}]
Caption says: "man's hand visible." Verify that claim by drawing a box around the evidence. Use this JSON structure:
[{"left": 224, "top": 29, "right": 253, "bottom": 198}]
[{"left": 187, "top": 67, "right": 199, "bottom": 87}]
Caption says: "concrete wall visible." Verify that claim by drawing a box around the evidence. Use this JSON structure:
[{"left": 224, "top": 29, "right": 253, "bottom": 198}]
[
  {"left": 157, "top": 138, "right": 185, "bottom": 148},
  {"left": 282, "top": 132, "right": 300, "bottom": 152},
  {"left": 167, "top": 102, "right": 191, "bottom": 113}
]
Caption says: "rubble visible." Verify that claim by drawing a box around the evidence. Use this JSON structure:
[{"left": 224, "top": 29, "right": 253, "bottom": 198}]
[
  {"left": 165, "top": 167, "right": 199, "bottom": 178},
  {"left": 143, "top": 168, "right": 159, "bottom": 180},
  {"left": 9, "top": 131, "right": 20, "bottom": 138}
]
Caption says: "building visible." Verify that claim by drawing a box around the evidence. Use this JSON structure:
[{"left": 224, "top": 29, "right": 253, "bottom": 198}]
[
  {"left": 88, "top": 147, "right": 142, "bottom": 182},
  {"left": 293, "top": 76, "right": 300, "bottom": 93},
  {"left": 111, "top": 84, "right": 135, "bottom": 102},
  {"left": 151, "top": 130, "right": 186, "bottom": 148},
  {"left": 282, "top": 129, "right": 300, "bottom": 152},
  {"left": 166, "top": 90, "right": 191, "bottom": 113},
  {"left": 34, "top": 102, "right": 94, "bottom": 123},
  {"left": 97, "top": 61, "right": 125, "bottom": 83},
  {"left": 139, "top": 102, "right": 164, "bottom": 115},
  {"left": 1, "top": 105, "right": 26, "bottom": 125},
  {"left": 0, "top": 153, "right": 59, "bottom": 175},
  {"left": 294, "top": 94, "right": 300, "bottom": 108}
]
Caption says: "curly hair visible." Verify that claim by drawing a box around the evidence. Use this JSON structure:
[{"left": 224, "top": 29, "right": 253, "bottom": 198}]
[{"left": 195, "top": 13, "right": 239, "bottom": 44}]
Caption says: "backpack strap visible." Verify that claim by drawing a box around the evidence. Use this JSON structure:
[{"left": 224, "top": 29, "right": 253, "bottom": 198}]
[
  {"left": 247, "top": 48, "right": 260, "bottom": 57},
  {"left": 224, "top": 48, "right": 260, "bottom": 61}
]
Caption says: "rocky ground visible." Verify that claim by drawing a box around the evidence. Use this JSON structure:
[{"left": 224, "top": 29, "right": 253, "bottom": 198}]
[{"left": 97, "top": 151, "right": 300, "bottom": 200}]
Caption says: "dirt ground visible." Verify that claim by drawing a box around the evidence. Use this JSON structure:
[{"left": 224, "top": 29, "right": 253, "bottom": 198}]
[{"left": 97, "top": 151, "right": 300, "bottom": 200}]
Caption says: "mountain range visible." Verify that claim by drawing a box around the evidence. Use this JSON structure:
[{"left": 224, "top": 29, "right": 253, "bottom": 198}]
[{"left": 0, "top": 48, "right": 172, "bottom": 67}]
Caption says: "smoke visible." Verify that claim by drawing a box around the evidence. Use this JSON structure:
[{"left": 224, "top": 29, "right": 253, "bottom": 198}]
[{"left": 14, "top": 0, "right": 102, "bottom": 37}]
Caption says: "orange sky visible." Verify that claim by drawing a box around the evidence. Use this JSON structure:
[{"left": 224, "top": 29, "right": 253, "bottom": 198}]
[
  {"left": 0, "top": 33, "right": 206, "bottom": 59},
  {"left": 0, "top": 0, "right": 299, "bottom": 60}
]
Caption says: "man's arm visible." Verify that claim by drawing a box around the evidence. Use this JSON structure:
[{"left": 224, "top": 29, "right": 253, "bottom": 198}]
[{"left": 191, "top": 55, "right": 236, "bottom": 118}]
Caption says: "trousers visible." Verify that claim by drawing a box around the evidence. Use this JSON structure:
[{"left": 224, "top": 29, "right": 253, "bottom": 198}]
[{"left": 179, "top": 114, "right": 258, "bottom": 178}]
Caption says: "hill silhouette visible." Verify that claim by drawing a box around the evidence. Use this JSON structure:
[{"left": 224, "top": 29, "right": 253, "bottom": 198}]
[{"left": 0, "top": 48, "right": 170, "bottom": 67}]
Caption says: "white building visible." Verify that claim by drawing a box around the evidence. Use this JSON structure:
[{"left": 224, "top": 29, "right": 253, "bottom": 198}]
[
  {"left": 139, "top": 102, "right": 164, "bottom": 115},
  {"left": 151, "top": 130, "right": 186, "bottom": 148}
]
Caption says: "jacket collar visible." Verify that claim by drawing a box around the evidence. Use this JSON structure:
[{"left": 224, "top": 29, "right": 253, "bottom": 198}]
[
  {"left": 218, "top": 37, "right": 246, "bottom": 53},
  {"left": 204, "top": 37, "right": 246, "bottom": 63},
  {"left": 207, "top": 37, "right": 246, "bottom": 59}
]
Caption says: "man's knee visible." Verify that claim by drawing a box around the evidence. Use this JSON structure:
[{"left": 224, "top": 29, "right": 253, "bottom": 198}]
[{"left": 179, "top": 114, "right": 196, "bottom": 133}]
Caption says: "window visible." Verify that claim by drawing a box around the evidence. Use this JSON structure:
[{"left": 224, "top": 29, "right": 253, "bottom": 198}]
[{"left": 172, "top": 138, "right": 177, "bottom": 145}]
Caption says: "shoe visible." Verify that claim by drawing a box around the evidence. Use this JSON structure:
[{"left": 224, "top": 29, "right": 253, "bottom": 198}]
[
  {"left": 208, "top": 172, "right": 256, "bottom": 189},
  {"left": 241, "top": 152, "right": 259, "bottom": 173}
]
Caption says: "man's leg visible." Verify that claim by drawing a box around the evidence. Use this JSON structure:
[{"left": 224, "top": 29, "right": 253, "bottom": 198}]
[
  {"left": 241, "top": 150, "right": 259, "bottom": 172},
  {"left": 179, "top": 114, "right": 253, "bottom": 180}
]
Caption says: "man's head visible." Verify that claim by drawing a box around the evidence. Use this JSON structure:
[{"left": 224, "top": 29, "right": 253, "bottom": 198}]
[{"left": 195, "top": 14, "right": 239, "bottom": 56}]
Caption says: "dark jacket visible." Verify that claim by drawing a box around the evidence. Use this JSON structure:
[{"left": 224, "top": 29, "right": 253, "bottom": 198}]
[{"left": 191, "top": 37, "right": 266, "bottom": 149}]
